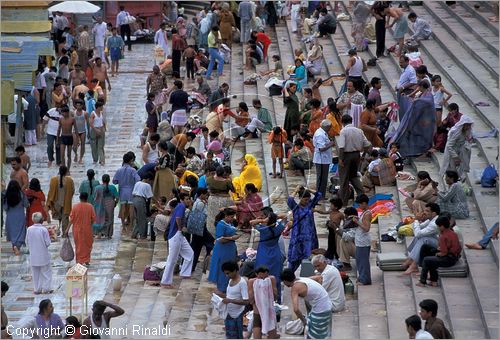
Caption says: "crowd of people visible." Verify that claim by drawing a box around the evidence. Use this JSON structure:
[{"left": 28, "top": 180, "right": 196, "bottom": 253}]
[{"left": 2, "top": 1, "right": 498, "bottom": 339}]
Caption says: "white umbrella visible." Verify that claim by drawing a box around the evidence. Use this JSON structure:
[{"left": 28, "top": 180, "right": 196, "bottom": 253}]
[{"left": 48, "top": 1, "right": 100, "bottom": 14}]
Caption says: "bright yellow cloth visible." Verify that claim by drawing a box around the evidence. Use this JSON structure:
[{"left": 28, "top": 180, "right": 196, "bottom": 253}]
[
  {"left": 232, "top": 154, "right": 262, "bottom": 199},
  {"left": 179, "top": 170, "right": 199, "bottom": 186}
]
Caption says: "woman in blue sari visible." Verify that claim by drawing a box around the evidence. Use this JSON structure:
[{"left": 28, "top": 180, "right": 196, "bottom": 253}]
[
  {"left": 291, "top": 58, "right": 307, "bottom": 92},
  {"left": 208, "top": 208, "right": 241, "bottom": 294},
  {"left": 251, "top": 209, "right": 286, "bottom": 303},
  {"left": 92, "top": 174, "right": 119, "bottom": 238},
  {"left": 287, "top": 186, "right": 322, "bottom": 272}
]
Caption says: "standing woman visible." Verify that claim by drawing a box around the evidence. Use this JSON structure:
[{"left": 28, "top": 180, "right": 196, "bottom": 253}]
[
  {"left": 287, "top": 185, "right": 322, "bottom": 272},
  {"left": 439, "top": 115, "right": 474, "bottom": 180},
  {"left": 354, "top": 194, "right": 372, "bottom": 285},
  {"left": 25, "top": 178, "right": 50, "bottom": 227},
  {"left": 2, "top": 181, "right": 29, "bottom": 255},
  {"left": 208, "top": 208, "right": 241, "bottom": 294},
  {"left": 92, "top": 174, "right": 119, "bottom": 239},
  {"left": 250, "top": 211, "right": 286, "bottom": 303},
  {"left": 371, "top": 2, "right": 388, "bottom": 57},
  {"left": 219, "top": 3, "right": 236, "bottom": 48},
  {"left": 89, "top": 101, "right": 106, "bottom": 166},
  {"left": 47, "top": 165, "right": 75, "bottom": 236},
  {"left": 283, "top": 82, "right": 301, "bottom": 142},
  {"left": 206, "top": 166, "right": 235, "bottom": 236},
  {"left": 79, "top": 169, "right": 100, "bottom": 207}
]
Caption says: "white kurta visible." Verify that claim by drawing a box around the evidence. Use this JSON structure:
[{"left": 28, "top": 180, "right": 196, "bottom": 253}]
[
  {"left": 93, "top": 22, "right": 108, "bottom": 47},
  {"left": 155, "top": 29, "right": 170, "bottom": 57},
  {"left": 26, "top": 224, "right": 52, "bottom": 293}
]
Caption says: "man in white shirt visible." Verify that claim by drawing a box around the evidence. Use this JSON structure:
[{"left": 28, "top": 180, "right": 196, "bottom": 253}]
[
  {"left": 26, "top": 213, "right": 53, "bottom": 294},
  {"left": 116, "top": 5, "right": 132, "bottom": 51},
  {"left": 311, "top": 255, "right": 345, "bottom": 312},
  {"left": 92, "top": 16, "right": 108, "bottom": 61},
  {"left": 131, "top": 172, "right": 154, "bottom": 239},
  {"left": 313, "top": 119, "right": 335, "bottom": 198},
  {"left": 405, "top": 314, "right": 434, "bottom": 339},
  {"left": 396, "top": 55, "right": 418, "bottom": 95},
  {"left": 43, "top": 107, "right": 62, "bottom": 167},
  {"left": 402, "top": 203, "right": 440, "bottom": 275}
]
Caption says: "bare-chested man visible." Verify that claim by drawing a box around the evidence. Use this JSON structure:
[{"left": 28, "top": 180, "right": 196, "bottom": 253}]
[
  {"left": 72, "top": 100, "right": 89, "bottom": 164},
  {"left": 10, "top": 157, "right": 29, "bottom": 190},
  {"left": 248, "top": 266, "right": 279, "bottom": 339},
  {"left": 69, "top": 64, "right": 86, "bottom": 89},
  {"left": 90, "top": 57, "right": 111, "bottom": 104},
  {"left": 57, "top": 105, "right": 76, "bottom": 170},
  {"left": 72, "top": 79, "right": 89, "bottom": 101}
]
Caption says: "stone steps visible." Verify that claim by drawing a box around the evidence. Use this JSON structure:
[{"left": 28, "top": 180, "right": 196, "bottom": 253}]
[
  {"left": 409, "top": 157, "right": 494, "bottom": 338},
  {"left": 459, "top": 1, "right": 499, "bottom": 36},
  {"left": 374, "top": 186, "right": 418, "bottom": 339}
]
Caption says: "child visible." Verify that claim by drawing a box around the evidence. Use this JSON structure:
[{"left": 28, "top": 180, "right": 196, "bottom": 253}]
[
  {"left": 315, "top": 198, "right": 345, "bottom": 260},
  {"left": 252, "top": 99, "right": 273, "bottom": 132},
  {"left": 389, "top": 142, "right": 404, "bottom": 172},
  {"left": 431, "top": 75, "right": 452, "bottom": 127},
  {"left": 376, "top": 107, "right": 390, "bottom": 141},
  {"left": 15, "top": 146, "right": 31, "bottom": 172},
  {"left": 294, "top": 48, "right": 305, "bottom": 61},
  {"left": 198, "top": 126, "right": 209, "bottom": 154},
  {"left": 183, "top": 45, "right": 196, "bottom": 80},
  {"left": 268, "top": 126, "right": 288, "bottom": 178},
  {"left": 354, "top": 194, "right": 372, "bottom": 285}
]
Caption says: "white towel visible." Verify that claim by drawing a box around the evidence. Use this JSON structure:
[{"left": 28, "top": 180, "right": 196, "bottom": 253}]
[
  {"left": 253, "top": 278, "right": 277, "bottom": 334},
  {"left": 211, "top": 293, "right": 228, "bottom": 319},
  {"left": 350, "top": 103, "right": 364, "bottom": 128}
]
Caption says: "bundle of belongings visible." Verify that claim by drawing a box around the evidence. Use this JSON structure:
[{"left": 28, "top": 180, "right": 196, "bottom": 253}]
[
  {"left": 143, "top": 261, "right": 166, "bottom": 282},
  {"left": 265, "top": 77, "right": 285, "bottom": 96}
]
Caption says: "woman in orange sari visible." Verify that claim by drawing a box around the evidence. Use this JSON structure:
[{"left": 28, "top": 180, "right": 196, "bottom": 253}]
[
  {"left": 307, "top": 99, "right": 323, "bottom": 135},
  {"left": 325, "top": 101, "right": 342, "bottom": 138},
  {"left": 67, "top": 192, "right": 96, "bottom": 265},
  {"left": 360, "top": 99, "right": 383, "bottom": 147}
]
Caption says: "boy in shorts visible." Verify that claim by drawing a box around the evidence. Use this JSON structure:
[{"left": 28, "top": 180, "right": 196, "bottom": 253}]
[{"left": 57, "top": 105, "right": 76, "bottom": 171}]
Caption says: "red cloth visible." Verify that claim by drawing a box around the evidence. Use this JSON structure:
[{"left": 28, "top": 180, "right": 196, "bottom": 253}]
[
  {"left": 237, "top": 193, "right": 264, "bottom": 226},
  {"left": 256, "top": 32, "right": 271, "bottom": 60},
  {"left": 70, "top": 202, "right": 96, "bottom": 264}
]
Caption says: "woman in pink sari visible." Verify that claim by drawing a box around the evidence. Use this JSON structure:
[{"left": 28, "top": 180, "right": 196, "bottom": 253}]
[{"left": 230, "top": 183, "right": 264, "bottom": 231}]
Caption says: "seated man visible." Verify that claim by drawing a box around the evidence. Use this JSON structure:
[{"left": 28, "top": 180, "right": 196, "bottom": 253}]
[
  {"left": 405, "top": 314, "right": 434, "bottom": 339},
  {"left": 336, "top": 207, "right": 358, "bottom": 271},
  {"left": 408, "top": 12, "right": 432, "bottom": 42},
  {"left": 281, "top": 268, "right": 332, "bottom": 339},
  {"left": 311, "top": 255, "right": 345, "bottom": 313},
  {"left": 418, "top": 299, "right": 453, "bottom": 339},
  {"left": 245, "top": 43, "right": 262, "bottom": 70},
  {"left": 191, "top": 76, "right": 212, "bottom": 106},
  {"left": 401, "top": 203, "right": 440, "bottom": 275},
  {"left": 417, "top": 215, "right": 461, "bottom": 287},
  {"left": 316, "top": 8, "right": 337, "bottom": 37},
  {"left": 466, "top": 222, "right": 499, "bottom": 250}
]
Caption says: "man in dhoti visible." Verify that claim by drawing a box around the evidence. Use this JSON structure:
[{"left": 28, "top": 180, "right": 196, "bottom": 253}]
[
  {"left": 66, "top": 192, "right": 95, "bottom": 265},
  {"left": 281, "top": 268, "right": 333, "bottom": 339},
  {"left": 26, "top": 213, "right": 53, "bottom": 294}
]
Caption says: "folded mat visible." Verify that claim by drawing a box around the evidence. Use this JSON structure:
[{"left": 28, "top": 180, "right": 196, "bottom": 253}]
[
  {"left": 438, "top": 258, "right": 468, "bottom": 277},
  {"left": 376, "top": 252, "right": 407, "bottom": 271}
]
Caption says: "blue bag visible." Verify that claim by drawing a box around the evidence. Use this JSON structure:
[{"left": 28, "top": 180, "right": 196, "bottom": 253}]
[{"left": 481, "top": 164, "right": 497, "bottom": 188}]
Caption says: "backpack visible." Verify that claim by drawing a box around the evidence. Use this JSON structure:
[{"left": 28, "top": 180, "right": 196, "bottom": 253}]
[
  {"left": 392, "top": 151, "right": 405, "bottom": 172},
  {"left": 481, "top": 164, "right": 498, "bottom": 187}
]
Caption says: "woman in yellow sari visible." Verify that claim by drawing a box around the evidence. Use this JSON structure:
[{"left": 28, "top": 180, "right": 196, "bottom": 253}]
[{"left": 232, "top": 154, "right": 262, "bottom": 199}]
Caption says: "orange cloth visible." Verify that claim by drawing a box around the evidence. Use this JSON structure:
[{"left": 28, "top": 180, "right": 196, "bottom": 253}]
[
  {"left": 308, "top": 108, "right": 323, "bottom": 135},
  {"left": 360, "top": 110, "right": 383, "bottom": 147},
  {"left": 304, "top": 140, "right": 314, "bottom": 154},
  {"left": 234, "top": 111, "right": 250, "bottom": 127},
  {"left": 70, "top": 202, "right": 96, "bottom": 264}
]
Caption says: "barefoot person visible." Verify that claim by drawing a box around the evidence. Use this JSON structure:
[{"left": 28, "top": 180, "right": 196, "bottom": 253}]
[
  {"left": 90, "top": 57, "right": 111, "bottom": 104},
  {"left": 66, "top": 192, "right": 96, "bottom": 265},
  {"left": 248, "top": 266, "right": 279, "bottom": 339},
  {"left": 107, "top": 27, "right": 125, "bottom": 77},
  {"left": 57, "top": 105, "right": 76, "bottom": 171},
  {"left": 72, "top": 100, "right": 89, "bottom": 164}
]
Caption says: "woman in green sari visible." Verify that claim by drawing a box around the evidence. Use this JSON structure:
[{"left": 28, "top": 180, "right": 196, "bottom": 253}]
[
  {"left": 283, "top": 82, "right": 301, "bottom": 142},
  {"left": 79, "top": 169, "right": 100, "bottom": 206},
  {"left": 92, "top": 174, "right": 119, "bottom": 238}
]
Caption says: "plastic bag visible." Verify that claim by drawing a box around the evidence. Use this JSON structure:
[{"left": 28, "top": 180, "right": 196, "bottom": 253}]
[
  {"left": 60, "top": 237, "right": 74, "bottom": 262},
  {"left": 397, "top": 224, "right": 414, "bottom": 237}
]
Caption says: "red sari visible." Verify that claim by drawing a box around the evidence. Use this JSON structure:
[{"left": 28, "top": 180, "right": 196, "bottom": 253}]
[
  {"left": 237, "top": 193, "right": 264, "bottom": 227},
  {"left": 70, "top": 202, "right": 96, "bottom": 264},
  {"left": 25, "top": 189, "right": 48, "bottom": 226}
]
